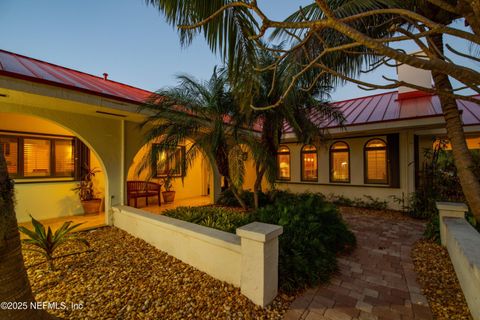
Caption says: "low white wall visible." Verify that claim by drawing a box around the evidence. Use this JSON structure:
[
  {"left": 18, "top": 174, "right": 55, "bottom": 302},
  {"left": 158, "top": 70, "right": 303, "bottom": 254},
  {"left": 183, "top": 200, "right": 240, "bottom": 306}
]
[
  {"left": 437, "top": 202, "right": 480, "bottom": 320},
  {"left": 112, "top": 206, "right": 282, "bottom": 307}
]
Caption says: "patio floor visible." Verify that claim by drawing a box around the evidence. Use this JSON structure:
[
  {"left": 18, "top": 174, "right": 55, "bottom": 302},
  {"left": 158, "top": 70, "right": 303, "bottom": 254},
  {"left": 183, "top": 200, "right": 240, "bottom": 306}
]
[
  {"left": 18, "top": 196, "right": 212, "bottom": 235},
  {"left": 284, "top": 211, "right": 432, "bottom": 320}
]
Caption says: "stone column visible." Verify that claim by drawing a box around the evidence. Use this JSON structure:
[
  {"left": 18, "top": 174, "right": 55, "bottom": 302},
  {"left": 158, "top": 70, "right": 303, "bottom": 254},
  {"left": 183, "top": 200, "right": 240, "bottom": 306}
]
[
  {"left": 436, "top": 202, "right": 468, "bottom": 246},
  {"left": 236, "top": 222, "right": 283, "bottom": 307}
]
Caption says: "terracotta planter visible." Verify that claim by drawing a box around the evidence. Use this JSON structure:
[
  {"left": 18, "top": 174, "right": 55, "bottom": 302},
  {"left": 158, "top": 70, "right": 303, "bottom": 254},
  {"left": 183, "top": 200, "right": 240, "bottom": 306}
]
[
  {"left": 162, "top": 191, "right": 176, "bottom": 203},
  {"left": 81, "top": 198, "right": 102, "bottom": 214}
]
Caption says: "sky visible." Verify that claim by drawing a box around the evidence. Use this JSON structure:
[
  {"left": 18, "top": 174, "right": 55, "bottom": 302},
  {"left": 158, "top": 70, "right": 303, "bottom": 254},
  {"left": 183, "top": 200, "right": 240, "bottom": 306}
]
[{"left": 0, "top": 0, "right": 477, "bottom": 101}]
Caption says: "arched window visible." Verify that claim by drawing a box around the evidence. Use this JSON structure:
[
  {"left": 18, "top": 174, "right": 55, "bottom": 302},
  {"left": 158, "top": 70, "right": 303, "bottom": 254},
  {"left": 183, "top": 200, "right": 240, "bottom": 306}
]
[
  {"left": 277, "top": 145, "right": 290, "bottom": 180},
  {"left": 364, "top": 139, "right": 388, "bottom": 184},
  {"left": 301, "top": 145, "right": 318, "bottom": 181},
  {"left": 330, "top": 142, "right": 350, "bottom": 182}
]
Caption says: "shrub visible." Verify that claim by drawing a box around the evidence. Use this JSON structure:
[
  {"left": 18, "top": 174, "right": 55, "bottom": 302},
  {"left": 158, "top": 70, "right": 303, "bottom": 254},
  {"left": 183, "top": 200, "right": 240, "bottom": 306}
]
[
  {"left": 19, "top": 215, "right": 90, "bottom": 271},
  {"left": 163, "top": 206, "right": 251, "bottom": 233},
  {"left": 251, "top": 193, "right": 356, "bottom": 292},
  {"left": 217, "top": 189, "right": 270, "bottom": 208},
  {"left": 166, "top": 192, "right": 356, "bottom": 293},
  {"left": 327, "top": 193, "right": 388, "bottom": 210}
]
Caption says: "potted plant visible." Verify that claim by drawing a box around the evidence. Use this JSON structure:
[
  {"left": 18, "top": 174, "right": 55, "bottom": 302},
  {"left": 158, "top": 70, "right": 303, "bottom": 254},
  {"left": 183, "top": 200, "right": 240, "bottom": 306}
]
[
  {"left": 161, "top": 172, "right": 176, "bottom": 203},
  {"left": 73, "top": 166, "right": 102, "bottom": 214}
]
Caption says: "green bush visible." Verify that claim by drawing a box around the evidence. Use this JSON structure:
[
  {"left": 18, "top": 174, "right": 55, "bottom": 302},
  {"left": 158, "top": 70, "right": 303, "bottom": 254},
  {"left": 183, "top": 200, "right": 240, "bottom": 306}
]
[
  {"left": 216, "top": 189, "right": 269, "bottom": 208},
  {"left": 327, "top": 193, "right": 388, "bottom": 210},
  {"left": 163, "top": 206, "right": 251, "bottom": 233},
  {"left": 252, "top": 193, "right": 355, "bottom": 292},
  {"left": 167, "top": 192, "right": 356, "bottom": 293},
  {"left": 423, "top": 213, "right": 440, "bottom": 243}
]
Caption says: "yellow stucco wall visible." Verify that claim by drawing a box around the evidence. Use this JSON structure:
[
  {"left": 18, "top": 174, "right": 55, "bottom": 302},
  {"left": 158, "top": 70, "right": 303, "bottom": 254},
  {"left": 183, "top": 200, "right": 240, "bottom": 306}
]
[
  {"left": 127, "top": 139, "right": 213, "bottom": 205},
  {"left": 0, "top": 113, "right": 109, "bottom": 222}
]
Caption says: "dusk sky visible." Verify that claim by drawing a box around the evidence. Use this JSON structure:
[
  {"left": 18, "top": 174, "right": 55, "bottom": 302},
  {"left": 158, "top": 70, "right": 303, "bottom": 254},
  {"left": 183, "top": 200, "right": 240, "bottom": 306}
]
[{"left": 0, "top": 0, "right": 476, "bottom": 101}]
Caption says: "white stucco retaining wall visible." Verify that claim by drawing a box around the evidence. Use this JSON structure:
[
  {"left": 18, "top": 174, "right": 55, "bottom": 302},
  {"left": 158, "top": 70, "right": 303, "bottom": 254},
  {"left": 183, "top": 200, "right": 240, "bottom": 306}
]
[
  {"left": 112, "top": 206, "right": 282, "bottom": 307},
  {"left": 437, "top": 202, "right": 480, "bottom": 320}
]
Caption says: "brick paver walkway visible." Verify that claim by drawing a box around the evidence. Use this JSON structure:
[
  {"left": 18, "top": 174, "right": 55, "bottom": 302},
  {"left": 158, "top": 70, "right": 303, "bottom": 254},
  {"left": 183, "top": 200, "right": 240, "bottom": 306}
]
[{"left": 284, "top": 212, "right": 432, "bottom": 320}]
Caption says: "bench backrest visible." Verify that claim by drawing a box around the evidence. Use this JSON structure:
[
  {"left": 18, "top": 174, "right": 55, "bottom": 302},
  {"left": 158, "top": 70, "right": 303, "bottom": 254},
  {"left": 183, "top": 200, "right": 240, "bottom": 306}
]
[{"left": 127, "top": 181, "right": 161, "bottom": 192}]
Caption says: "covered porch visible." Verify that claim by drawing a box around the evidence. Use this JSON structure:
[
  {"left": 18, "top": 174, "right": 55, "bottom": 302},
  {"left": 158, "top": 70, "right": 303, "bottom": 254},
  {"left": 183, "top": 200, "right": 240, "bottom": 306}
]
[{"left": 18, "top": 195, "right": 211, "bottom": 235}]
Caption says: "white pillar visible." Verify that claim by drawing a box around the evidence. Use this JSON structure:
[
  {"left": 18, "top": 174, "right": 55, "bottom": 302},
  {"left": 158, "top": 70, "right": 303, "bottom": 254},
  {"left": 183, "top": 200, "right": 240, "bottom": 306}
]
[
  {"left": 436, "top": 202, "right": 469, "bottom": 246},
  {"left": 236, "top": 222, "right": 283, "bottom": 307}
]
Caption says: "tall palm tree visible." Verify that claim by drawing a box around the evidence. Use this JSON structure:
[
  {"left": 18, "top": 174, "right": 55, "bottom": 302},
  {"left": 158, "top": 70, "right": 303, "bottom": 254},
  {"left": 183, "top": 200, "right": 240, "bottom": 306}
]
[
  {"left": 0, "top": 152, "right": 58, "bottom": 320},
  {"left": 140, "top": 68, "right": 249, "bottom": 209},
  {"left": 146, "top": 0, "right": 480, "bottom": 223}
]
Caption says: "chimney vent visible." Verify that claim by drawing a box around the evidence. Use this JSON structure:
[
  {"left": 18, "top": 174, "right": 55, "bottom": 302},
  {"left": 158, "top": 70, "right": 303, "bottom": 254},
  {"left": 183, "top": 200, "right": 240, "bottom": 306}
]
[
  {"left": 103, "top": 73, "right": 108, "bottom": 80},
  {"left": 397, "top": 51, "right": 432, "bottom": 100}
]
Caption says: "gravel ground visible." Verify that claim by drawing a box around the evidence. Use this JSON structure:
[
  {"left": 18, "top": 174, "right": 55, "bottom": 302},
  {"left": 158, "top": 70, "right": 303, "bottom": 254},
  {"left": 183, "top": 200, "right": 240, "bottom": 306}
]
[
  {"left": 411, "top": 240, "right": 472, "bottom": 320},
  {"left": 23, "top": 227, "right": 292, "bottom": 320}
]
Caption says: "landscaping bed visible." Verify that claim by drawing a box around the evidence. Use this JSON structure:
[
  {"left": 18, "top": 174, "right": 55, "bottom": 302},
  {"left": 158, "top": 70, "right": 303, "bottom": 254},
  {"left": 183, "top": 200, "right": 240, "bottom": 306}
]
[
  {"left": 411, "top": 240, "right": 472, "bottom": 320},
  {"left": 23, "top": 227, "right": 291, "bottom": 320}
]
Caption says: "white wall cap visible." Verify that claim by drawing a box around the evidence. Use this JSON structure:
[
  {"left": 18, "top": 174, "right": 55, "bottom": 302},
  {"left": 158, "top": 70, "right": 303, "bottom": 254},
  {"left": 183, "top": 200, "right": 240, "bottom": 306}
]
[
  {"left": 236, "top": 222, "right": 283, "bottom": 242},
  {"left": 436, "top": 202, "right": 469, "bottom": 212}
]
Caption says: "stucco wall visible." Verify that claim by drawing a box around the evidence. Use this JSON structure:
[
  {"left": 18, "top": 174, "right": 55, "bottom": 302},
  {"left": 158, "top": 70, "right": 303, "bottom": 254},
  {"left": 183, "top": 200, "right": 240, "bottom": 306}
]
[
  {"left": 127, "top": 139, "right": 213, "bottom": 204},
  {"left": 276, "top": 132, "right": 414, "bottom": 209},
  {"left": 0, "top": 112, "right": 108, "bottom": 222},
  {"left": 1, "top": 103, "right": 123, "bottom": 223}
]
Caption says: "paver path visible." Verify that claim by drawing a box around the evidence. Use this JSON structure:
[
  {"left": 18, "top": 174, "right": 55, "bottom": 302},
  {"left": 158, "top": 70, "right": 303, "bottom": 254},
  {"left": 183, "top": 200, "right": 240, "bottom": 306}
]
[{"left": 284, "top": 212, "right": 432, "bottom": 320}]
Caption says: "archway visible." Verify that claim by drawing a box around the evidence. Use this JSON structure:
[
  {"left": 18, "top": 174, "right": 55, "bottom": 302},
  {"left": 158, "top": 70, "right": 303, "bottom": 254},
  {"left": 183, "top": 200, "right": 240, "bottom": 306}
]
[
  {"left": 0, "top": 112, "right": 110, "bottom": 227},
  {"left": 126, "top": 138, "right": 218, "bottom": 213}
]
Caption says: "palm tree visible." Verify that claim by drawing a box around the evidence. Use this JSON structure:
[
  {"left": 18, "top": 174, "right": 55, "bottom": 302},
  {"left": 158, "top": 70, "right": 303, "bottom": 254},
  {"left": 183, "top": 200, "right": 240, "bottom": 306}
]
[
  {"left": 140, "top": 68, "right": 249, "bottom": 209},
  {"left": 146, "top": 0, "right": 480, "bottom": 223},
  {"left": 0, "top": 152, "right": 58, "bottom": 320},
  {"left": 237, "top": 49, "right": 344, "bottom": 209}
]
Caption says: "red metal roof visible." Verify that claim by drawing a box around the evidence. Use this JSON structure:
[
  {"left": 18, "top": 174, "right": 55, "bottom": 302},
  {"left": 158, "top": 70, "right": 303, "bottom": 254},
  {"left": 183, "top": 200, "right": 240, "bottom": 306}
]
[
  {"left": 0, "top": 49, "right": 151, "bottom": 104},
  {"left": 285, "top": 91, "right": 480, "bottom": 132},
  {"left": 0, "top": 49, "right": 478, "bottom": 130}
]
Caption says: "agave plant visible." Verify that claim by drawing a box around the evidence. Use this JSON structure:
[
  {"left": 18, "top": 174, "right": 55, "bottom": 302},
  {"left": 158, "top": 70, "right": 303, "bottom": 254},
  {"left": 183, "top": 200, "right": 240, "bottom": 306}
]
[{"left": 18, "top": 216, "right": 90, "bottom": 271}]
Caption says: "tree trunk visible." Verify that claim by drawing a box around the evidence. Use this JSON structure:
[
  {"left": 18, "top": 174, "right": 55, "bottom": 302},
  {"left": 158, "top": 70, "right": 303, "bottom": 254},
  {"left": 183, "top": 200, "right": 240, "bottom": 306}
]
[
  {"left": 428, "top": 33, "right": 480, "bottom": 223},
  {"left": 224, "top": 176, "right": 248, "bottom": 210},
  {"left": 0, "top": 153, "right": 59, "bottom": 320},
  {"left": 253, "top": 164, "right": 266, "bottom": 210}
]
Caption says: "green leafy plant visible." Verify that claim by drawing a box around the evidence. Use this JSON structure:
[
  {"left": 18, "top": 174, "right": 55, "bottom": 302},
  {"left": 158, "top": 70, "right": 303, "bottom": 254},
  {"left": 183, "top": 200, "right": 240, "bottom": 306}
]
[
  {"left": 19, "top": 216, "right": 90, "bottom": 271},
  {"left": 168, "top": 192, "right": 356, "bottom": 293},
  {"left": 72, "top": 166, "right": 100, "bottom": 201},
  {"left": 161, "top": 172, "right": 174, "bottom": 192},
  {"left": 164, "top": 206, "right": 251, "bottom": 233},
  {"left": 327, "top": 193, "right": 388, "bottom": 210},
  {"left": 251, "top": 193, "right": 356, "bottom": 293}
]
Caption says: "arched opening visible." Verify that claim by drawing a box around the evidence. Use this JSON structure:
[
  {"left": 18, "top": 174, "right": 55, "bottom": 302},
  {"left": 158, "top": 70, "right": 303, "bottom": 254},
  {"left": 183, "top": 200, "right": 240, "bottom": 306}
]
[
  {"left": 0, "top": 112, "right": 109, "bottom": 229},
  {"left": 126, "top": 138, "right": 214, "bottom": 213}
]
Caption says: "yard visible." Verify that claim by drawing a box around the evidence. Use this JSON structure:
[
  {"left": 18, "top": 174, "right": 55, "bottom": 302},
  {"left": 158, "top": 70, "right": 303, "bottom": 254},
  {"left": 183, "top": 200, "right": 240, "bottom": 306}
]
[{"left": 23, "top": 227, "right": 291, "bottom": 320}]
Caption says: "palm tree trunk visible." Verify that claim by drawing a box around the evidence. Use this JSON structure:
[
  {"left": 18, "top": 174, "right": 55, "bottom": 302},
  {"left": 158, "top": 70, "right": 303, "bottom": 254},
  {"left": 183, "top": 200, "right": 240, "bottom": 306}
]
[
  {"left": 224, "top": 176, "right": 247, "bottom": 210},
  {"left": 428, "top": 33, "right": 480, "bottom": 223},
  {"left": 0, "top": 152, "right": 59, "bottom": 320},
  {"left": 253, "top": 164, "right": 266, "bottom": 210}
]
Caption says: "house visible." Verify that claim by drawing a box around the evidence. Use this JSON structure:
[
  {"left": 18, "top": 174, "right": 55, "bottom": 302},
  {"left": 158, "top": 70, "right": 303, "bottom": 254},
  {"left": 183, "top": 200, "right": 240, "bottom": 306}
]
[{"left": 0, "top": 49, "right": 479, "bottom": 225}]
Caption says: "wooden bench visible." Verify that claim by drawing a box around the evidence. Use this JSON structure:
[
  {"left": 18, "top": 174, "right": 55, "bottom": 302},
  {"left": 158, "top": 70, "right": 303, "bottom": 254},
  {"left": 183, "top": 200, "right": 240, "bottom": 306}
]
[{"left": 126, "top": 181, "right": 161, "bottom": 208}]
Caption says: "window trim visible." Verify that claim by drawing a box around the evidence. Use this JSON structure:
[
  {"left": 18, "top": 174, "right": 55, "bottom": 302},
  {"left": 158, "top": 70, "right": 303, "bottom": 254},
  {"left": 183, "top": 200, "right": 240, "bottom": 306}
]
[
  {"left": 0, "top": 132, "right": 76, "bottom": 180},
  {"left": 329, "top": 141, "right": 351, "bottom": 183},
  {"left": 364, "top": 138, "right": 389, "bottom": 185},
  {"left": 276, "top": 145, "right": 291, "bottom": 181},
  {"left": 154, "top": 145, "right": 186, "bottom": 178},
  {"left": 300, "top": 144, "right": 318, "bottom": 182}
]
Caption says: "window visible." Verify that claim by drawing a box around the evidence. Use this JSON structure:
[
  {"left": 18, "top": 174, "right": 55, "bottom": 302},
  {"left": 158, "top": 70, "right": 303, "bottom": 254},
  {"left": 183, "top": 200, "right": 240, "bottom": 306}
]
[
  {"left": 0, "top": 136, "right": 18, "bottom": 176},
  {"left": 155, "top": 146, "right": 185, "bottom": 177},
  {"left": 276, "top": 145, "right": 290, "bottom": 180},
  {"left": 0, "top": 133, "right": 75, "bottom": 179},
  {"left": 433, "top": 136, "right": 480, "bottom": 150},
  {"left": 364, "top": 139, "right": 388, "bottom": 184},
  {"left": 330, "top": 142, "right": 350, "bottom": 182},
  {"left": 301, "top": 145, "right": 318, "bottom": 181}
]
